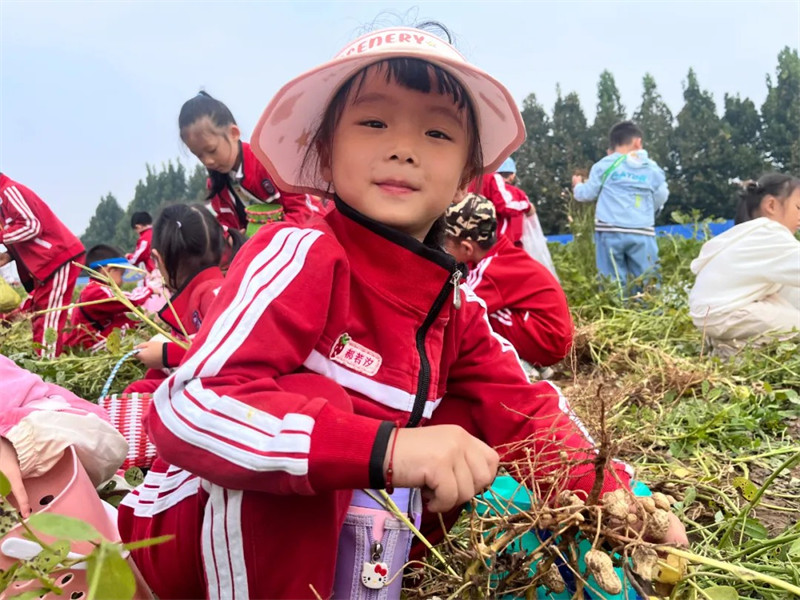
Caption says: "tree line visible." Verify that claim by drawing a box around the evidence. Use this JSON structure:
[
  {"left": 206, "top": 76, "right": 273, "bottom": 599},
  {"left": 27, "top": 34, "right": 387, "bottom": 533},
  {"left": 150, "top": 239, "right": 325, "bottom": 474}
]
[{"left": 81, "top": 46, "right": 799, "bottom": 247}]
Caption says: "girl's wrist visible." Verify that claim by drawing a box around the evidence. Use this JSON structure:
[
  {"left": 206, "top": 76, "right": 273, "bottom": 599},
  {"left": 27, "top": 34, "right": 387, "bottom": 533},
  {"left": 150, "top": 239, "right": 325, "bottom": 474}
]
[
  {"left": 383, "top": 424, "right": 400, "bottom": 494},
  {"left": 369, "top": 421, "right": 395, "bottom": 490}
]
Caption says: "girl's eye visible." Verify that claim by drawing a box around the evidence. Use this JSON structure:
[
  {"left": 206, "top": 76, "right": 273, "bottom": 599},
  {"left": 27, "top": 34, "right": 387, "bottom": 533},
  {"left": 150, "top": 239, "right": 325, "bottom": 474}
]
[
  {"left": 427, "top": 130, "right": 452, "bottom": 141},
  {"left": 360, "top": 120, "right": 386, "bottom": 129}
]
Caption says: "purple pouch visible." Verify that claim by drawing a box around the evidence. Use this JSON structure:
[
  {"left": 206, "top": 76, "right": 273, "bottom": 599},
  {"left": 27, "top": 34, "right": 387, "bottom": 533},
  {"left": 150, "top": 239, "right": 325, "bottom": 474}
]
[{"left": 332, "top": 488, "right": 421, "bottom": 600}]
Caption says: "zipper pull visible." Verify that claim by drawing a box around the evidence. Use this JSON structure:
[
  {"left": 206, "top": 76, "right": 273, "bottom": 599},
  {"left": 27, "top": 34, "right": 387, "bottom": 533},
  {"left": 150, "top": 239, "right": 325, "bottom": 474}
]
[{"left": 451, "top": 269, "right": 462, "bottom": 310}]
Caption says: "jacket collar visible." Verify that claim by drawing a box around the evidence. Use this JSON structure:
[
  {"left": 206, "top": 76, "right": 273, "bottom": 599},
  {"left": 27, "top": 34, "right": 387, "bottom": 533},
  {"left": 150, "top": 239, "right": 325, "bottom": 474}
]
[
  {"left": 327, "top": 196, "right": 459, "bottom": 313},
  {"left": 158, "top": 266, "right": 223, "bottom": 332}
]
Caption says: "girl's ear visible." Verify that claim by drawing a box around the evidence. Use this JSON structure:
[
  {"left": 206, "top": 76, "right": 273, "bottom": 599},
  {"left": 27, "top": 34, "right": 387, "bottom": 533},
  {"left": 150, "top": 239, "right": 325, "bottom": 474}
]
[
  {"left": 228, "top": 124, "right": 242, "bottom": 144},
  {"left": 318, "top": 142, "right": 333, "bottom": 184},
  {"left": 461, "top": 239, "right": 476, "bottom": 260},
  {"left": 760, "top": 195, "right": 778, "bottom": 217}
]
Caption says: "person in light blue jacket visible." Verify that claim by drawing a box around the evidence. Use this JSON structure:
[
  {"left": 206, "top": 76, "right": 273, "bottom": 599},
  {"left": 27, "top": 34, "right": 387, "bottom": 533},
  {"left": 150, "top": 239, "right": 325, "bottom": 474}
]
[{"left": 572, "top": 121, "right": 669, "bottom": 290}]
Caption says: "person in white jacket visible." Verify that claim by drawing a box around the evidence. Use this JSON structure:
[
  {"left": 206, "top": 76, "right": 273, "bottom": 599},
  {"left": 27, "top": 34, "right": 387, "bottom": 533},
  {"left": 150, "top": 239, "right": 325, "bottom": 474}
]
[{"left": 689, "top": 174, "right": 800, "bottom": 356}]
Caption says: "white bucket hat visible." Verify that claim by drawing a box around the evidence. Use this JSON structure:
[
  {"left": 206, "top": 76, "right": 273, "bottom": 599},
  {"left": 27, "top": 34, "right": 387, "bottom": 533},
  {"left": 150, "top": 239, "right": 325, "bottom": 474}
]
[{"left": 250, "top": 27, "right": 526, "bottom": 196}]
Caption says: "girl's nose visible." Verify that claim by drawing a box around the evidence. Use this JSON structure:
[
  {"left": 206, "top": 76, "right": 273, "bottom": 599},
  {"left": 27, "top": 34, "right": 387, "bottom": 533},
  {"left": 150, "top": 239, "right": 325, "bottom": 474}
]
[{"left": 387, "top": 128, "right": 419, "bottom": 164}]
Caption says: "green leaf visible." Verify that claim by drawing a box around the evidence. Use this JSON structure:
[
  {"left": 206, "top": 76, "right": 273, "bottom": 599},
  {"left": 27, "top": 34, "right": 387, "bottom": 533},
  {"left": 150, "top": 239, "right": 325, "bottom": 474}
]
[
  {"left": 738, "top": 517, "right": 768, "bottom": 540},
  {"left": 106, "top": 330, "right": 121, "bottom": 355},
  {"left": 29, "top": 539, "right": 70, "bottom": 572},
  {"left": 0, "top": 470, "right": 11, "bottom": 497},
  {"left": 703, "top": 586, "right": 739, "bottom": 600},
  {"left": 86, "top": 542, "right": 136, "bottom": 600},
  {"left": 9, "top": 590, "right": 51, "bottom": 600},
  {"left": 731, "top": 476, "right": 759, "bottom": 502},
  {"left": 124, "top": 467, "right": 144, "bottom": 488},
  {"left": 27, "top": 512, "right": 103, "bottom": 542},
  {"left": 0, "top": 510, "right": 19, "bottom": 537},
  {"left": 122, "top": 534, "right": 174, "bottom": 552},
  {"left": 784, "top": 389, "right": 800, "bottom": 405},
  {"left": 788, "top": 537, "right": 800, "bottom": 557}
]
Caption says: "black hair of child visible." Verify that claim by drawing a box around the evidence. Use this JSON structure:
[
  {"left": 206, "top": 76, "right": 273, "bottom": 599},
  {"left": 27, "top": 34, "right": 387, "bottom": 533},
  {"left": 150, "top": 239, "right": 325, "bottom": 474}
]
[
  {"left": 178, "top": 91, "right": 240, "bottom": 201},
  {"left": 609, "top": 121, "right": 643, "bottom": 149},
  {"left": 131, "top": 211, "right": 153, "bottom": 228},
  {"left": 153, "top": 203, "right": 245, "bottom": 291},
  {"left": 735, "top": 173, "right": 800, "bottom": 225}
]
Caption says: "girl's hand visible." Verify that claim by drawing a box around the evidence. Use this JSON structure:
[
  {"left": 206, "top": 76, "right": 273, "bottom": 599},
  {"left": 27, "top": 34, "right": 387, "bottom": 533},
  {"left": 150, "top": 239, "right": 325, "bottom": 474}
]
[
  {"left": 0, "top": 437, "right": 30, "bottom": 517},
  {"left": 134, "top": 341, "right": 165, "bottom": 369},
  {"left": 386, "top": 425, "right": 499, "bottom": 513},
  {"left": 658, "top": 511, "right": 689, "bottom": 547},
  {"left": 0, "top": 252, "right": 12, "bottom": 268}
]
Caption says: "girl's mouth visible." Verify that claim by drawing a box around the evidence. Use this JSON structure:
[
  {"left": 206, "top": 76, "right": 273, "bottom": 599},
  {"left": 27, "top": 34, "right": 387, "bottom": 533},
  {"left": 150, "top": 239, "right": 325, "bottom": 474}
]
[{"left": 375, "top": 180, "right": 419, "bottom": 194}]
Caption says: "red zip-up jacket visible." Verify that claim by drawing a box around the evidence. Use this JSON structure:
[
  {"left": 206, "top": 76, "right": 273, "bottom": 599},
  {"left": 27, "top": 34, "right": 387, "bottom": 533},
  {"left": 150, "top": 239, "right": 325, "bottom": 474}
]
[
  {"left": 62, "top": 280, "right": 152, "bottom": 350},
  {"left": 208, "top": 142, "right": 325, "bottom": 231},
  {"left": 146, "top": 199, "right": 631, "bottom": 500},
  {"left": 466, "top": 236, "right": 573, "bottom": 367},
  {"left": 0, "top": 174, "right": 85, "bottom": 282},
  {"left": 468, "top": 174, "right": 530, "bottom": 244},
  {"left": 159, "top": 266, "right": 224, "bottom": 368},
  {"left": 127, "top": 227, "right": 155, "bottom": 273}
]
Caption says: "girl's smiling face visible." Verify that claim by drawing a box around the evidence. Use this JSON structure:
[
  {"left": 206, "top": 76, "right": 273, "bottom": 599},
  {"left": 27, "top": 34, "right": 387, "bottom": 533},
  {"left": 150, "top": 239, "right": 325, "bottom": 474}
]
[{"left": 323, "top": 65, "right": 471, "bottom": 241}]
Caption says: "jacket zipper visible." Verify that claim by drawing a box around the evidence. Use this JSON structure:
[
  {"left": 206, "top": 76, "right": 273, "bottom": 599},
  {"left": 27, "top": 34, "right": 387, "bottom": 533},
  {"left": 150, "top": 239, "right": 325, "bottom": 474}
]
[{"left": 406, "top": 266, "right": 463, "bottom": 428}]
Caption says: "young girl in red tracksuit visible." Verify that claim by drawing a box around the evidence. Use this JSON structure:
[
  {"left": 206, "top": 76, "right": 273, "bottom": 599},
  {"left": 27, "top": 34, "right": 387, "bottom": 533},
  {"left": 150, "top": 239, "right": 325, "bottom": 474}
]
[
  {"left": 0, "top": 173, "right": 85, "bottom": 358},
  {"left": 124, "top": 204, "right": 245, "bottom": 395},
  {"left": 178, "top": 91, "right": 325, "bottom": 233},
  {"left": 468, "top": 157, "right": 531, "bottom": 246},
  {"left": 62, "top": 245, "right": 153, "bottom": 351},
  {"left": 444, "top": 193, "right": 572, "bottom": 368},
  {"left": 120, "top": 26, "right": 688, "bottom": 600}
]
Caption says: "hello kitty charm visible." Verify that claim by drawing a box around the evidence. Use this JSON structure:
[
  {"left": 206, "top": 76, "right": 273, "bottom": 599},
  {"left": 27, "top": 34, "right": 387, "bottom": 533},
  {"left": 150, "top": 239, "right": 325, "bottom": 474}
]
[{"left": 361, "top": 541, "right": 389, "bottom": 590}]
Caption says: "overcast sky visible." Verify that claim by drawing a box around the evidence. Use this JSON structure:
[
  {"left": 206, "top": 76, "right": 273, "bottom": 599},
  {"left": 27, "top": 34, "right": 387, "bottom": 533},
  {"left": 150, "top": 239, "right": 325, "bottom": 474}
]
[{"left": 1, "top": 0, "right": 798, "bottom": 239}]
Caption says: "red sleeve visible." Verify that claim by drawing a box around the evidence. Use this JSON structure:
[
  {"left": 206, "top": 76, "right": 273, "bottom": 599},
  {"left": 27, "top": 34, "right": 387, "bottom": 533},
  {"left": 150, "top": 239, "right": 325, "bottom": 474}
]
[
  {"left": 474, "top": 175, "right": 530, "bottom": 218},
  {"left": 129, "top": 235, "right": 150, "bottom": 267},
  {"left": 163, "top": 342, "right": 187, "bottom": 369},
  {"left": 146, "top": 225, "right": 387, "bottom": 495},
  {"left": 208, "top": 194, "right": 241, "bottom": 231},
  {"left": 83, "top": 285, "right": 150, "bottom": 321},
  {"left": 0, "top": 184, "right": 43, "bottom": 245},
  {"left": 440, "top": 288, "right": 630, "bottom": 501},
  {"left": 483, "top": 261, "right": 573, "bottom": 367},
  {"left": 280, "top": 192, "right": 324, "bottom": 225}
]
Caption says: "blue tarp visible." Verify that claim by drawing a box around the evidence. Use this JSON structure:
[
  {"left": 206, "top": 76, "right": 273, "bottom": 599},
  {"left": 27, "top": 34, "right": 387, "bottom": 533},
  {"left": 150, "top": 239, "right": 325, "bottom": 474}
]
[{"left": 546, "top": 219, "right": 735, "bottom": 245}]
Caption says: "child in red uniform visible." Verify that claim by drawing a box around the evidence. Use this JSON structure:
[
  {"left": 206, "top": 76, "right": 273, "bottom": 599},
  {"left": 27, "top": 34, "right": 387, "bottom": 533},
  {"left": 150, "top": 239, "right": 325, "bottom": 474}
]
[
  {"left": 62, "top": 245, "right": 152, "bottom": 351},
  {"left": 467, "top": 156, "right": 531, "bottom": 246},
  {"left": 0, "top": 173, "right": 85, "bottom": 358},
  {"left": 178, "top": 91, "right": 324, "bottom": 233},
  {"left": 120, "top": 26, "right": 687, "bottom": 599},
  {"left": 127, "top": 212, "right": 156, "bottom": 274},
  {"left": 444, "top": 193, "right": 572, "bottom": 369},
  {"left": 124, "top": 204, "right": 244, "bottom": 395},
  {"left": 128, "top": 211, "right": 167, "bottom": 313}
]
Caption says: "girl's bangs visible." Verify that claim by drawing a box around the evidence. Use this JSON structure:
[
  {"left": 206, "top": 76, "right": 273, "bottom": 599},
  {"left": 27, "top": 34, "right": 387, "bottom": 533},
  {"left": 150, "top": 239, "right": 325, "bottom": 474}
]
[{"left": 352, "top": 58, "right": 469, "bottom": 110}]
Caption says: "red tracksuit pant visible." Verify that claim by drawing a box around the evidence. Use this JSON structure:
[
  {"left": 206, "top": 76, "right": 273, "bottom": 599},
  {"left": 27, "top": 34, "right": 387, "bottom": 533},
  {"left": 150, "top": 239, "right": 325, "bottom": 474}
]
[
  {"left": 31, "top": 259, "right": 82, "bottom": 358},
  {"left": 118, "top": 374, "right": 354, "bottom": 599}
]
